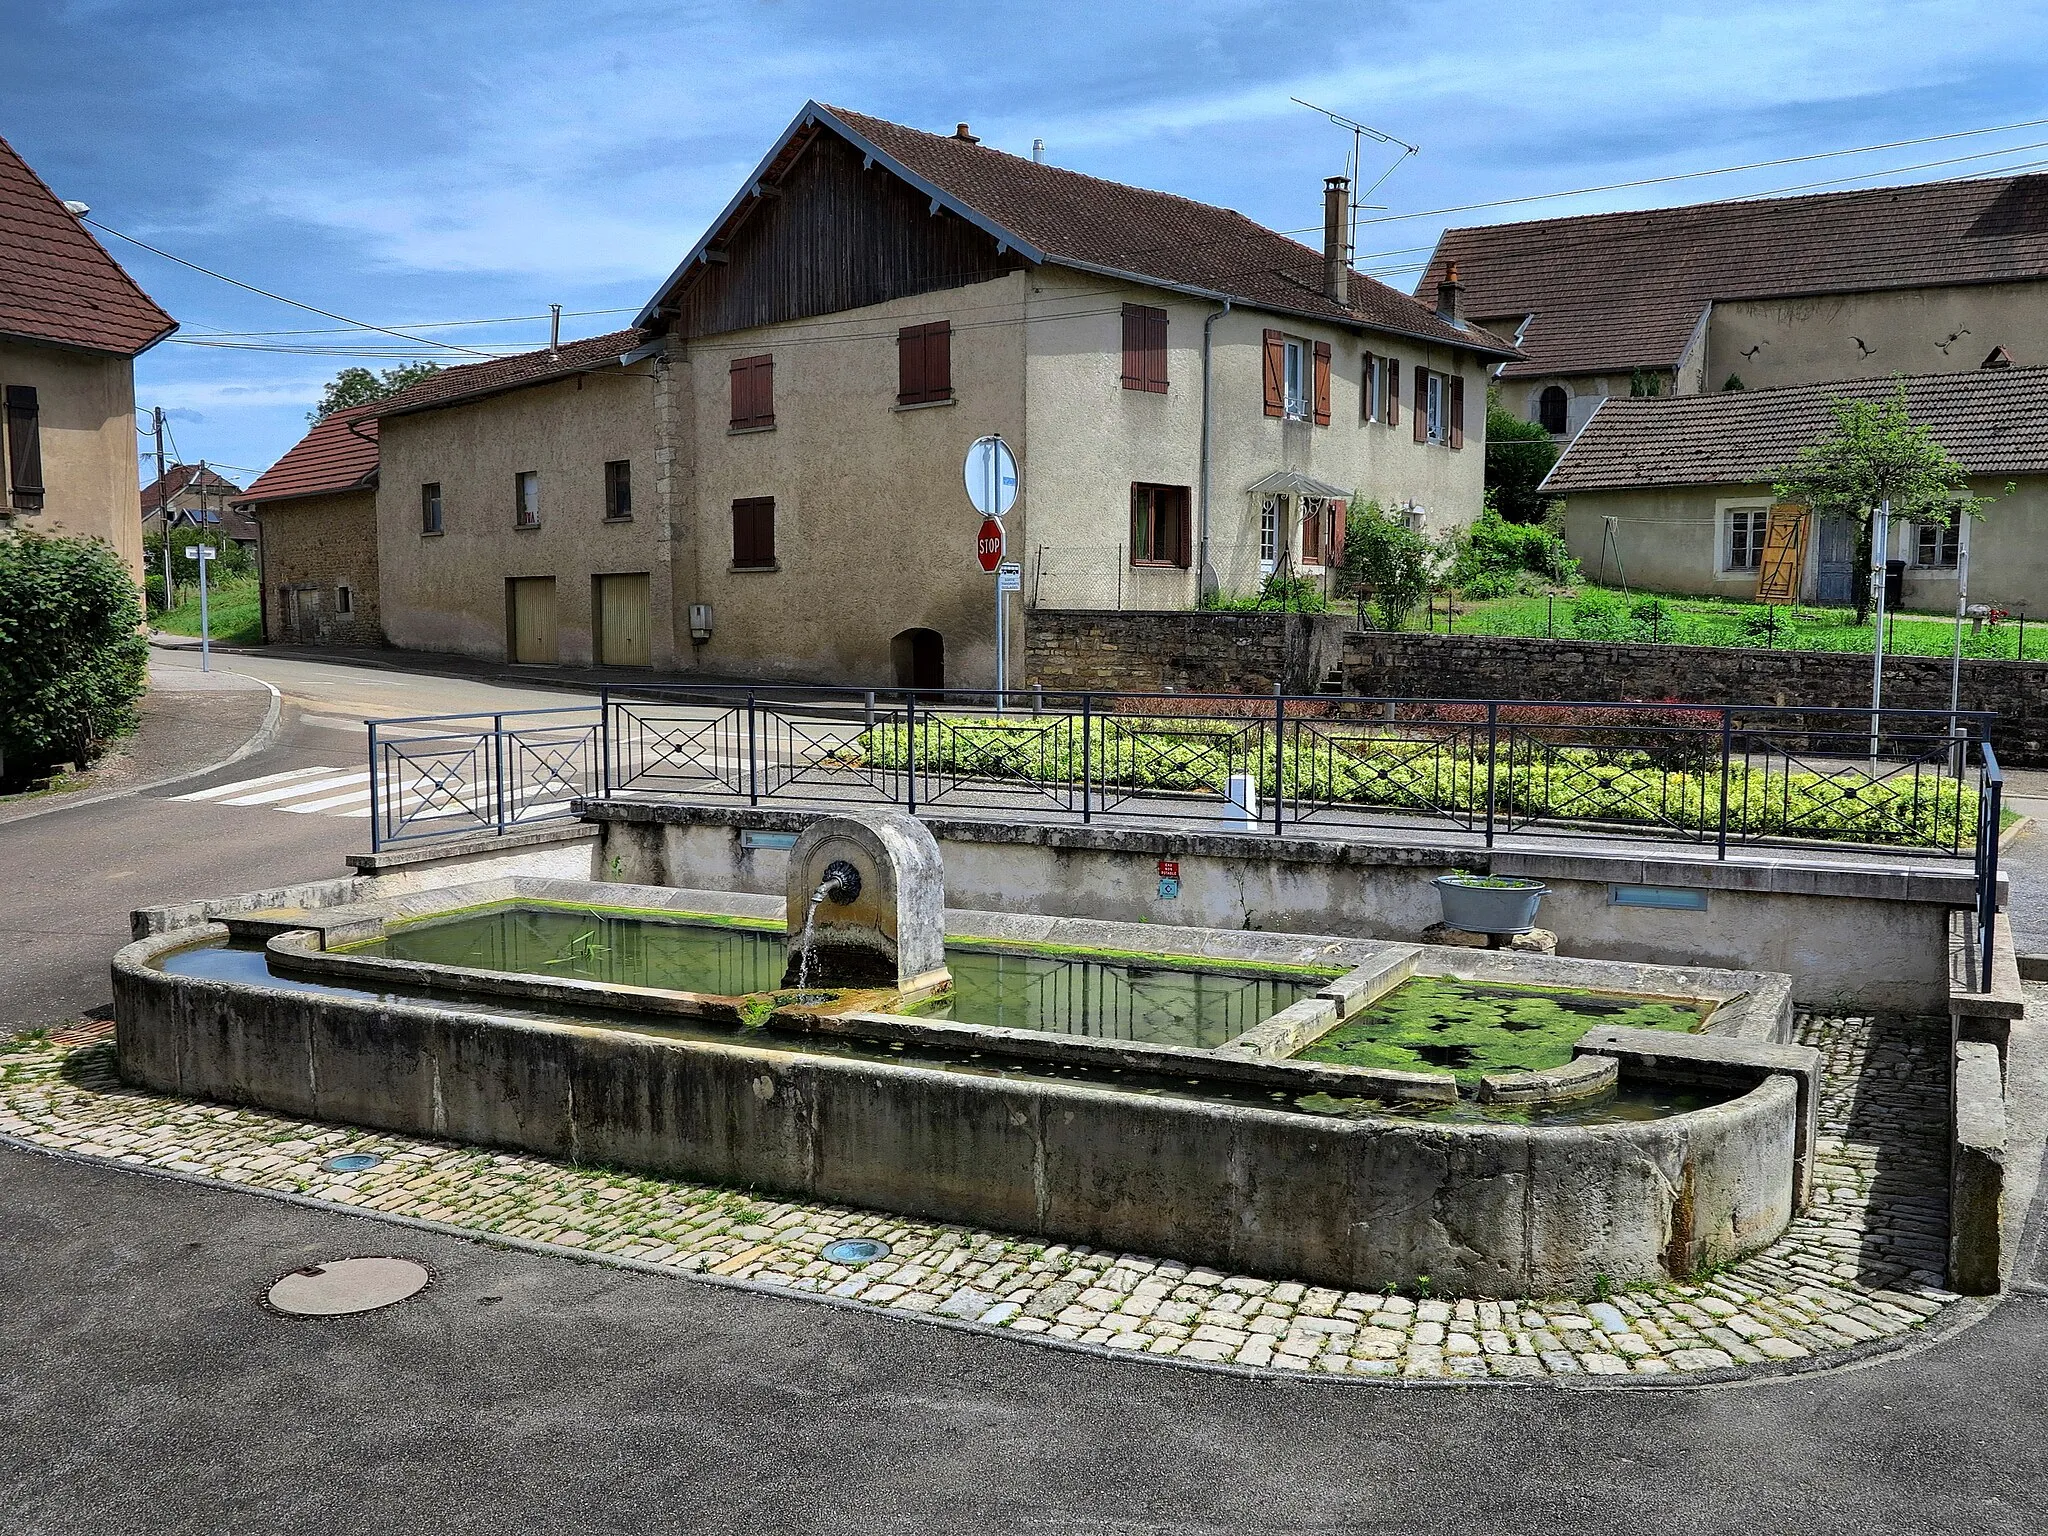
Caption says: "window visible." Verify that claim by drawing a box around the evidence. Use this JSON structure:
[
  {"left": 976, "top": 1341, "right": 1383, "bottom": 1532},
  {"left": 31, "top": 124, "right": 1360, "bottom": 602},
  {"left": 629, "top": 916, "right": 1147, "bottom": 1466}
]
[
  {"left": 1259, "top": 495, "right": 1281, "bottom": 573},
  {"left": 897, "top": 321, "right": 952, "bottom": 405},
  {"left": 1129, "top": 483, "right": 1191, "bottom": 567},
  {"left": 1916, "top": 520, "right": 1960, "bottom": 568},
  {"left": 1120, "top": 304, "right": 1168, "bottom": 393},
  {"left": 420, "top": 482, "right": 443, "bottom": 535},
  {"left": 605, "top": 460, "right": 633, "bottom": 520},
  {"left": 730, "top": 354, "right": 774, "bottom": 429},
  {"left": 336, "top": 583, "right": 353, "bottom": 616},
  {"left": 514, "top": 470, "right": 539, "bottom": 527},
  {"left": 732, "top": 497, "right": 776, "bottom": 568},
  {"left": 1726, "top": 507, "right": 1766, "bottom": 571},
  {"left": 1299, "top": 496, "right": 1347, "bottom": 567},
  {"left": 1363, "top": 352, "right": 1381, "bottom": 422},
  {"left": 1426, "top": 373, "right": 1446, "bottom": 444},
  {"left": 1538, "top": 385, "right": 1569, "bottom": 435},
  {"left": 4, "top": 385, "right": 43, "bottom": 512},
  {"left": 1284, "top": 340, "right": 1308, "bottom": 419}
]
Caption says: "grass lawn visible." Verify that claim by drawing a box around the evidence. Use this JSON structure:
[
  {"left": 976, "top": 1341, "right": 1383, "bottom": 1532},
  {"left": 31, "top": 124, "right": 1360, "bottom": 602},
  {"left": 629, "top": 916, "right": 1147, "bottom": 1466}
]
[
  {"left": 1377, "top": 584, "right": 2044, "bottom": 662},
  {"left": 156, "top": 575, "right": 262, "bottom": 646}
]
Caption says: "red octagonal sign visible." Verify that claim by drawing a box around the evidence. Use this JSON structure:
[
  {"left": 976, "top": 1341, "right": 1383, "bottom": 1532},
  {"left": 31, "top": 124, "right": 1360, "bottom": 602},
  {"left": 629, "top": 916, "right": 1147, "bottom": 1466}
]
[{"left": 976, "top": 516, "right": 1005, "bottom": 572}]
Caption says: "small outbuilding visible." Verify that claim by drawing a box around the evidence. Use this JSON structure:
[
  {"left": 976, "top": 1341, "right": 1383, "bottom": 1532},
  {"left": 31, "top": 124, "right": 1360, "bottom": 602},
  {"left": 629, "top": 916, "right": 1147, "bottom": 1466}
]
[
  {"left": 1542, "top": 367, "right": 2048, "bottom": 612},
  {"left": 235, "top": 404, "right": 382, "bottom": 647}
]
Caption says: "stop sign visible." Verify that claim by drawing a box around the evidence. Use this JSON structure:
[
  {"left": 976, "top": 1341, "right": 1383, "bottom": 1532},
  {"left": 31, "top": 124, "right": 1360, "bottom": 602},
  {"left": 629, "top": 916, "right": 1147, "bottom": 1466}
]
[{"left": 976, "top": 516, "right": 1005, "bottom": 572}]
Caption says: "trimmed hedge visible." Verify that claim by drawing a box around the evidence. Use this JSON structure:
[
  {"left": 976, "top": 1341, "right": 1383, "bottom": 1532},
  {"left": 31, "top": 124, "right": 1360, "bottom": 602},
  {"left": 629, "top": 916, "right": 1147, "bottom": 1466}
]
[
  {"left": 0, "top": 532, "right": 148, "bottom": 788},
  {"left": 857, "top": 716, "right": 1978, "bottom": 849}
]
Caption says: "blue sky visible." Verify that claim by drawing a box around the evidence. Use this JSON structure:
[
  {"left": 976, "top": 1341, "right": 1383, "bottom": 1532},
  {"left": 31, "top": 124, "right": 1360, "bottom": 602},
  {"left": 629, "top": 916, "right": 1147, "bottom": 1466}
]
[{"left": 8, "top": 0, "right": 2047, "bottom": 486}]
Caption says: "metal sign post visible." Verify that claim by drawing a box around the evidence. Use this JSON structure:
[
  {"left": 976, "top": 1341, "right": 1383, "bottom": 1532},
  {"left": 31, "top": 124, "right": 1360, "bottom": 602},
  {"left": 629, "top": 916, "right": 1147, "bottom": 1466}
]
[
  {"left": 964, "top": 435, "right": 1020, "bottom": 711},
  {"left": 183, "top": 544, "right": 216, "bottom": 672}
]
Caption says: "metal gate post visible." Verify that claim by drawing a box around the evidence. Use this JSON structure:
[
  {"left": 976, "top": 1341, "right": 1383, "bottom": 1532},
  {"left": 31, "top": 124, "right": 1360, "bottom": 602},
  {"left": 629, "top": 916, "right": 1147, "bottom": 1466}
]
[
  {"left": 367, "top": 722, "right": 381, "bottom": 853},
  {"left": 905, "top": 692, "right": 918, "bottom": 815},
  {"left": 1272, "top": 690, "right": 1285, "bottom": 835},
  {"left": 1483, "top": 702, "right": 1499, "bottom": 848},
  {"left": 493, "top": 713, "right": 507, "bottom": 832},
  {"left": 1716, "top": 708, "right": 1733, "bottom": 859},
  {"left": 746, "top": 692, "right": 759, "bottom": 806},
  {"left": 1080, "top": 694, "right": 1092, "bottom": 824},
  {"left": 599, "top": 686, "right": 612, "bottom": 796}
]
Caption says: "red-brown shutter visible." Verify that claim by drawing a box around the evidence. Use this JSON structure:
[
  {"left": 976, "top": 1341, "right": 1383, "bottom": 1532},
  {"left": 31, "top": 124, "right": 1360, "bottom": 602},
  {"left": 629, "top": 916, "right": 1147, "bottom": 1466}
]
[
  {"left": 1174, "top": 486, "right": 1191, "bottom": 567},
  {"left": 898, "top": 323, "right": 953, "bottom": 404},
  {"left": 1450, "top": 374, "right": 1465, "bottom": 449},
  {"left": 1361, "top": 351, "right": 1377, "bottom": 421},
  {"left": 1120, "top": 306, "right": 1144, "bottom": 390},
  {"left": 1414, "top": 367, "right": 1429, "bottom": 443},
  {"left": 1328, "top": 499, "right": 1347, "bottom": 563},
  {"left": 1262, "top": 330, "right": 1285, "bottom": 417},
  {"left": 1386, "top": 359, "right": 1400, "bottom": 426},
  {"left": 730, "top": 355, "right": 773, "bottom": 428},
  {"left": 4, "top": 386, "right": 44, "bottom": 510},
  {"left": 732, "top": 498, "right": 776, "bottom": 567},
  {"left": 1301, "top": 502, "right": 1320, "bottom": 562},
  {"left": 1312, "top": 341, "right": 1332, "bottom": 426},
  {"left": 1145, "top": 307, "right": 1168, "bottom": 393}
]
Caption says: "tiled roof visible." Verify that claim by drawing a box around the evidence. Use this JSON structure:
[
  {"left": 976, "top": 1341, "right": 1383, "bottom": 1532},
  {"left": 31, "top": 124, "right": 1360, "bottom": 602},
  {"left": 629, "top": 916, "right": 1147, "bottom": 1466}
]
[
  {"left": 641, "top": 104, "right": 1517, "bottom": 360},
  {"left": 0, "top": 133, "right": 177, "bottom": 356},
  {"left": 235, "top": 405, "right": 380, "bottom": 505},
  {"left": 1542, "top": 368, "right": 2048, "bottom": 493},
  {"left": 375, "top": 329, "right": 653, "bottom": 417},
  {"left": 1423, "top": 174, "right": 2048, "bottom": 379},
  {"left": 141, "top": 463, "right": 242, "bottom": 515}
]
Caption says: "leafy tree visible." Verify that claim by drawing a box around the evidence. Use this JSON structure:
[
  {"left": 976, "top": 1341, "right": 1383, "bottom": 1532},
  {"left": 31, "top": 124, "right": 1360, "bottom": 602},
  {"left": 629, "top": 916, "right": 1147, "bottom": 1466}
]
[
  {"left": 309, "top": 361, "right": 443, "bottom": 422},
  {"left": 1774, "top": 380, "right": 2000, "bottom": 623},
  {"left": 1340, "top": 501, "right": 1439, "bottom": 630},
  {"left": 1484, "top": 384, "right": 1560, "bottom": 524},
  {"left": 1629, "top": 368, "right": 1665, "bottom": 398},
  {"left": 1450, "top": 502, "right": 1581, "bottom": 597},
  {"left": 1721, "top": 374, "right": 1746, "bottom": 391},
  {"left": 0, "top": 533, "right": 149, "bottom": 786}
]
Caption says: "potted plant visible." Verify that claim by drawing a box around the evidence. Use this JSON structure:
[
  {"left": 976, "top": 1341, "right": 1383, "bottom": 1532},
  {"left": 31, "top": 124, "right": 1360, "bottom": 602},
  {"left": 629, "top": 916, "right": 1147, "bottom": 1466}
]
[{"left": 1434, "top": 870, "right": 1548, "bottom": 935}]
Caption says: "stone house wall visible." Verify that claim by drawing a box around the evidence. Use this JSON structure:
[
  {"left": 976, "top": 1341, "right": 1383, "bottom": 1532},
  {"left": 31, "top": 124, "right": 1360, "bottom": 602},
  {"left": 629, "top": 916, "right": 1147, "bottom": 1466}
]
[{"left": 253, "top": 487, "right": 384, "bottom": 647}]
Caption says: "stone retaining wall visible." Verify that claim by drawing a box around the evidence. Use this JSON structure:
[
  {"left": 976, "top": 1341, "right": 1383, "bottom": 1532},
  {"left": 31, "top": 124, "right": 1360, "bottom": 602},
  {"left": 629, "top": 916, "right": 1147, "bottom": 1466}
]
[{"left": 1024, "top": 609, "right": 1350, "bottom": 696}]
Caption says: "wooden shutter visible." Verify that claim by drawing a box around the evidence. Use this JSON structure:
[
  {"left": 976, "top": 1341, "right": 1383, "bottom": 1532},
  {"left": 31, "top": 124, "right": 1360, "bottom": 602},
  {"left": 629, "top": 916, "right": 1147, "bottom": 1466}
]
[
  {"left": 1328, "top": 499, "right": 1347, "bottom": 563},
  {"left": 1312, "top": 342, "right": 1332, "bottom": 426},
  {"left": 897, "top": 325, "right": 925, "bottom": 404},
  {"left": 1172, "top": 486, "right": 1191, "bottom": 566},
  {"left": 4, "top": 386, "right": 43, "bottom": 511},
  {"left": 730, "top": 355, "right": 773, "bottom": 428},
  {"left": 1386, "top": 359, "right": 1400, "bottom": 426},
  {"left": 732, "top": 498, "right": 775, "bottom": 567},
  {"left": 1361, "top": 351, "right": 1377, "bottom": 421},
  {"left": 1121, "top": 306, "right": 1144, "bottom": 390},
  {"left": 1144, "top": 307, "right": 1168, "bottom": 393},
  {"left": 1414, "top": 367, "right": 1429, "bottom": 443},
  {"left": 898, "top": 323, "right": 950, "bottom": 405},
  {"left": 928, "top": 322, "right": 952, "bottom": 399},
  {"left": 1262, "top": 330, "right": 1285, "bottom": 417},
  {"left": 1449, "top": 374, "right": 1465, "bottom": 449}
]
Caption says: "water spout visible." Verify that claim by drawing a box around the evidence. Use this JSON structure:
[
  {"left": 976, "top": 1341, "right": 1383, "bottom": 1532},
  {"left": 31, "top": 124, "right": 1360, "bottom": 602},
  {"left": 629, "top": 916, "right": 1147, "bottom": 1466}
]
[{"left": 791, "top": 861, "right": 861, "bottom": 989}]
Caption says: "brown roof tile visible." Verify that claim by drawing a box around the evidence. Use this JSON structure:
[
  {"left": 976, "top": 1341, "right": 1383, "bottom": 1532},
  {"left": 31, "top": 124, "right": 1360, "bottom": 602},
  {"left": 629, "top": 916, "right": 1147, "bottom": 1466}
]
[
  {"left": 141, "top": 462, "right": 242, "bottom": 515},
  {"left": 0, "top": 133, "right": 176, "bottom": 355},
  {"left": 235, "top": 406, "right": 380, "bottom": 505},
  {"left": 375, "top": 329, "right": 653, "bottom": 417},
  {"left": 1424, "top": 175, "right": 2048, "bottom": 379},
  {"left": 1543, "top": 368, "right": 2048, "bottom": 493},
  {"left": 645, "top": 104, "right": 1516, "bottom": 359}
]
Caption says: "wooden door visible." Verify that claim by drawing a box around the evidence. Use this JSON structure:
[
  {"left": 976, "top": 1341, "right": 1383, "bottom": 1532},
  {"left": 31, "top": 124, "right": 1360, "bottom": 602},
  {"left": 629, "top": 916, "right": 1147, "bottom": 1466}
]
[
  {"left": 507, "top": 577, "right": 557, "bottom": 664},
  {"left": 1816, "top": 515, "right": 1856, "bottom": 605},
  {"left": 596, "top": 573, "right": 652, "bottom": 667}
]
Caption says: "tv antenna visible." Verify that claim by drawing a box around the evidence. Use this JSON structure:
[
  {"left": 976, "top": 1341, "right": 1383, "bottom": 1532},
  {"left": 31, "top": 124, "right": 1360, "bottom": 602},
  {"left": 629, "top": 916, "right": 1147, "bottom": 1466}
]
[{"left": 1291, "top": 99, "right": 1418, "bottom": 271}]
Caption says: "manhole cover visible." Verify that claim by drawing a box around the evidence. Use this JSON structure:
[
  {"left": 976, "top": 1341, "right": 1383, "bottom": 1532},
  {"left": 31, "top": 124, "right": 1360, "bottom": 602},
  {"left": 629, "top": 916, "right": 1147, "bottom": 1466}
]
[
  {"left": 266, "top": 1257, "right": 431, "bottom": 1316},
  {"left": 321, "top": 1152, "right": 383, "bottom": 1173},
  {"left": 822, "top": 1238, "right": 891, "bottom": 1265}
]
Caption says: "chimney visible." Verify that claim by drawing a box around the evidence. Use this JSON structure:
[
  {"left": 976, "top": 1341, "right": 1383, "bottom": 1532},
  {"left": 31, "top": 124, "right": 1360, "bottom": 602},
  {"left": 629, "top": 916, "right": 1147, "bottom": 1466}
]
[
  {"left": 1032, "top": 138, "right": 1045, "bottom": 164},
  {"left": 549, "top": 303, "right": 562, "bottom": 356},
  {"left": 1322, "top": 176, "right": 1350, "bottom": 305},
  {"left": 1436, "top": 262, "right": 1464, "bottom": 326},
  {"left": 954, "top": 123, "right": 980, "bottom": 144}
]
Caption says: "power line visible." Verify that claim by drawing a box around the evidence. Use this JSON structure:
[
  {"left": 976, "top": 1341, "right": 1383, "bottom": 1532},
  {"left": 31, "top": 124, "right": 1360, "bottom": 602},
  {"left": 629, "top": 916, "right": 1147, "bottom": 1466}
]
[
  {"left": 1360, "top": 113, "right": 2048, "bottom": 226},
  {"left": 82, "top": 216, "right": 502, "bottom": 358},
  {"left": 181, "top": 306, "right": 639, "bottom": 340}
]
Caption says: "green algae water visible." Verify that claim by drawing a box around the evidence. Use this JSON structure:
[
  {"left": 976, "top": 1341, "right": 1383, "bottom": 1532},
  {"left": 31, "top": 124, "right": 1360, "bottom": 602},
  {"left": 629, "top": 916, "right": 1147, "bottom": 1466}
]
[
  {"left": 1293, "top": 976, "right": 1706, "bottom": 1088},
  {"left": 352, "top": 904, "right": 1317, "bottom": 1048}
]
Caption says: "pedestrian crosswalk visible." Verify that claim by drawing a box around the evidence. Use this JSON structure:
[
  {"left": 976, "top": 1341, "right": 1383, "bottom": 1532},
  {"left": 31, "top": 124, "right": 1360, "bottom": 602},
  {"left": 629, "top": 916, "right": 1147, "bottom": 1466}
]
[{"left": 171, "top": 765, "right": 372, "bottom": 818}]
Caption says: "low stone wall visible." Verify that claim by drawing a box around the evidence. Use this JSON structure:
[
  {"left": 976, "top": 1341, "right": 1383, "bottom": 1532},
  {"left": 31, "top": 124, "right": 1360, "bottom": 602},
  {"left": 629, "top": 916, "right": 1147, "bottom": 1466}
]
[
  {"left": 585, "top": 800, "right": 1968, "bottom": 1012},
  {"left": 115, "top": 925, "right": 1798, "bottom": 1297},
  {"left": 1024, "top": 609, "right": 1350, "bottom": 696}
]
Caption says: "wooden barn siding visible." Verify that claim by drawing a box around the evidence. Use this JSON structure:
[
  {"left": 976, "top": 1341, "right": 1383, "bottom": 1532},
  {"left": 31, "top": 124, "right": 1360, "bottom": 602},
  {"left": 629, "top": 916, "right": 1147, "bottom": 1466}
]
[{"left": 679, "top": 133, "right": 1026, "bottom": 339}]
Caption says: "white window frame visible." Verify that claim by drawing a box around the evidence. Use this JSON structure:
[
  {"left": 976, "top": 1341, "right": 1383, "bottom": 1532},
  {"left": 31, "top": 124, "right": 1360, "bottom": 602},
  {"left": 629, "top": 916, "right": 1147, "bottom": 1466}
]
[
  {"left": 514, "top": 470, "right": 540, "bottom": 527},
  {"left": 1914, "top": 519, "right": 1960, "bottom": 569},
  {"left": 1425, "top": 372, "right": 1446, "bottom": 444},
  {"left": 1283, "top": 340, "right": 1309, "bottom": 421},
  {"left": 1720, "top": 503, "right": 1768, "bottom": 573},
  {"left": 1259, "top": 494, "right": 1282, "bottom": 573},
  {"left": 1364, "top": 354, "right": 1381, "bottom": 423}
]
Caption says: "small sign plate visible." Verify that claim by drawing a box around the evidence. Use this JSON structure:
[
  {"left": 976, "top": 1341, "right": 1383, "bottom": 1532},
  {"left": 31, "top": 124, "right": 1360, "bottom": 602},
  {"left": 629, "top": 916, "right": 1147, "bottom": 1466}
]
[
  {"left": 997, "top": 561, "right": 1022, "bottom": 592},
  {"left": 1157, "top": 859, "right": 1180, "bottom": 879},
  {"left": 1157, "top": 877, "right": 1180, "bottom": 900}
]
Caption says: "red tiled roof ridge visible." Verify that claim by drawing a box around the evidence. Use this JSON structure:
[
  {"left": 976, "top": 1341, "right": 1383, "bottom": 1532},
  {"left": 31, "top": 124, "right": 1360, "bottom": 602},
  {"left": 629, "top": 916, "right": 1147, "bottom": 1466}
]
[
  {"left": 373, "top": 327, "right": 652, "bottom": 416},
  {"left": 236, "top": 406, "right": 381, "bottom": 506}
]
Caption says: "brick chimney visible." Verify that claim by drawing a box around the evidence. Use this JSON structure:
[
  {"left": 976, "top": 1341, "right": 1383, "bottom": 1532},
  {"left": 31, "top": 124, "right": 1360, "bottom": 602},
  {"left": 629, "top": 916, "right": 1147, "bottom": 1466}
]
[
  {"left": 1437, "top": 262, "right": 1464, "bottom": 326},
  {"left": 954, "top": 123, "right": 980, "bottom": 144},
  {"left": 1323, "top": 176, "right": 1351, "bottom": 304}
]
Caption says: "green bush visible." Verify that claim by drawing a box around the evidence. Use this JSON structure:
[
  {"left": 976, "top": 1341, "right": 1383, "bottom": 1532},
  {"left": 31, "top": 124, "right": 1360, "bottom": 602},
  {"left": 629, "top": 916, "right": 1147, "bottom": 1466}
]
[
  {"left": 1451, "top": 507, "right": 1580, "bottom": 599},
  {"left": 1568, "top": 589, "right": 1631, "bottom": 640},
  {"left": 1200, "top": 571, "right": 1329, "bottom": 613},
  {"left": 1340, "top": 501, "right": 1435, "bottom": 629},
  {"left": 0, "top": 532, "right": 149, "bottom": 788}
]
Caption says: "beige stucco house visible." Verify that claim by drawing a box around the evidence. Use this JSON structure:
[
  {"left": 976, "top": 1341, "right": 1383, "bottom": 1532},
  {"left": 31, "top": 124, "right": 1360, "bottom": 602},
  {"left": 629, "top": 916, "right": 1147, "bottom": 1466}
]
[
  {"left": 235, "top": 404, "right": 384, "bottom": 646},
  {"left": 1544, "top": 368, "right": 2048, "bottom": 612},
  {"left": 1424, "top": 174, "right": 2048, "bottom": 443},
  {"left": 0, "top": 132, "right": 176, "bottom": 578},
  {"left": 359, "top": 104, "right": 1515, "bottom": 689}
]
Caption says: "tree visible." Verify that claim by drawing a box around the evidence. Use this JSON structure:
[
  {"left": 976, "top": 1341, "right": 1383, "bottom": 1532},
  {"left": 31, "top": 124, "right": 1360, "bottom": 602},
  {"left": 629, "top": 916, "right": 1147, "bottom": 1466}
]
[
  {"left": 1774, "top": 380, "right": 1997, "bottom": 623},
  {"left": 309, "top": 361, "right": 443, "bottom": 422},
  {"left": 0, "top": 532, "right": 148, "bottom": 787},
  {"left": 1340, "top": 502, "right": 1442, "bottom": 630},
  {"left": 1484, "top": 384, "right": 1560, "bottom": 524}
]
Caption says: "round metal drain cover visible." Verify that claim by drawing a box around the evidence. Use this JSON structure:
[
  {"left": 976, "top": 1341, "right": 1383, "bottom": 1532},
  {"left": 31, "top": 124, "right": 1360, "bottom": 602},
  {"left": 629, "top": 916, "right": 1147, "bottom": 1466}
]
[
  {"left": 267, "top": 1257, "right": 430, "bottom": 1316},
  {"left": 822, "top": 1238, "right": 891, "bottom": 1265},
  {"left": 322, "top": 1152, "right": 382, "bottom": 1173}
]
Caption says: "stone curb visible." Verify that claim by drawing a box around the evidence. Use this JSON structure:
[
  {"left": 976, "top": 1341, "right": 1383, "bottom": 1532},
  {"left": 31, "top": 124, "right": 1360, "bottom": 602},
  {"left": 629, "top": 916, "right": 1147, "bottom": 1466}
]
[
  {"left": 0, "top": 674, "right": 283, "bottom": 828},
  {"left": 0, "top": 1123, "right": 1992, "bottom": 1396}
]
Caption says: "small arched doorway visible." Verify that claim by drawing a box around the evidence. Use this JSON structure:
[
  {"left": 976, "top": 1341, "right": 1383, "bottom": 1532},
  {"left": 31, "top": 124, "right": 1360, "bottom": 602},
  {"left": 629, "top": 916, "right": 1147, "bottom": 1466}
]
[{"left": 891, "top": 628, "right": 944, "bottom": 691}]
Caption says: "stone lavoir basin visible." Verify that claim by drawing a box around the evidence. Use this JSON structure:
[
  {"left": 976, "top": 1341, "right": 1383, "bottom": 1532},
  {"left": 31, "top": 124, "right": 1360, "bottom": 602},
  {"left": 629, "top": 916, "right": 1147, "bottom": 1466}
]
[{"left": 114, "top": 813, "right": 1815, "bottom": 1298}]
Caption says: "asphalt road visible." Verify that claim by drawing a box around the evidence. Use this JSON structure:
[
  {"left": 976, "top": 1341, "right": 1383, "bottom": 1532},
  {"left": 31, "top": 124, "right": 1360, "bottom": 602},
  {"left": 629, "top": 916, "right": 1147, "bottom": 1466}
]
[
  {"left": 0, "top": 1144, "right": 2042, "bottom": 1536},
  {"left": 5, "top": 649, "right": 2047, "bottom": 1532}
]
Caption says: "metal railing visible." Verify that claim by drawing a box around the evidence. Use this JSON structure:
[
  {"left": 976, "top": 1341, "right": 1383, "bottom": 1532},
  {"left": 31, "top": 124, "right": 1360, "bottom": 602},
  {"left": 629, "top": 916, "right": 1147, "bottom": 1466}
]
[
  {"left": 1976, "top": 740, "right": 2004, "bottom": 992},
  {"left": 368, "top": 684, "right": 1997, "bottom": 855}
]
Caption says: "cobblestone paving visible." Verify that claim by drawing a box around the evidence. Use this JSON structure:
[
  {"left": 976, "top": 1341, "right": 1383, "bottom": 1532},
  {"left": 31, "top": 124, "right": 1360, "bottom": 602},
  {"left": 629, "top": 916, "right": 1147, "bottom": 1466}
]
[{"left": 0, "top": 1013, "right": 1960, "bottom": 1382}]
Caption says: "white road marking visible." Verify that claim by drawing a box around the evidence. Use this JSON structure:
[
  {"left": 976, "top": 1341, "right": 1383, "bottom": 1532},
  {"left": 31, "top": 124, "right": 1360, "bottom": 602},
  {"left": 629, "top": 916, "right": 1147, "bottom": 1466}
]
[
  {"left": 171, "top": 766, "right": 340, "bottom": 802},
  {"left": 220, "top": 771, "right": 370, "bottom": 807}
]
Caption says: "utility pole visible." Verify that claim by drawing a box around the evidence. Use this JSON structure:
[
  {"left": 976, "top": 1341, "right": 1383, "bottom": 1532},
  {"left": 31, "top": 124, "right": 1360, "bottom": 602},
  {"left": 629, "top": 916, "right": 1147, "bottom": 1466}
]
[
  {"left": 152, "top": 407, "right": 171, "bottom": 613},
  {"left": 1868, "top": 498, "right": 1892, "bottom": 764}
]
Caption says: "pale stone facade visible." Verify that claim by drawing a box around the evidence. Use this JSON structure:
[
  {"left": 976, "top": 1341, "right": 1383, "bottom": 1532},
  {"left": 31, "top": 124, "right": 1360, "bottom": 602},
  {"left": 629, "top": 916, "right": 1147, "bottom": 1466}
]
[{"left": 0, "top": 337, "right": 144, "bottom": 578}]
